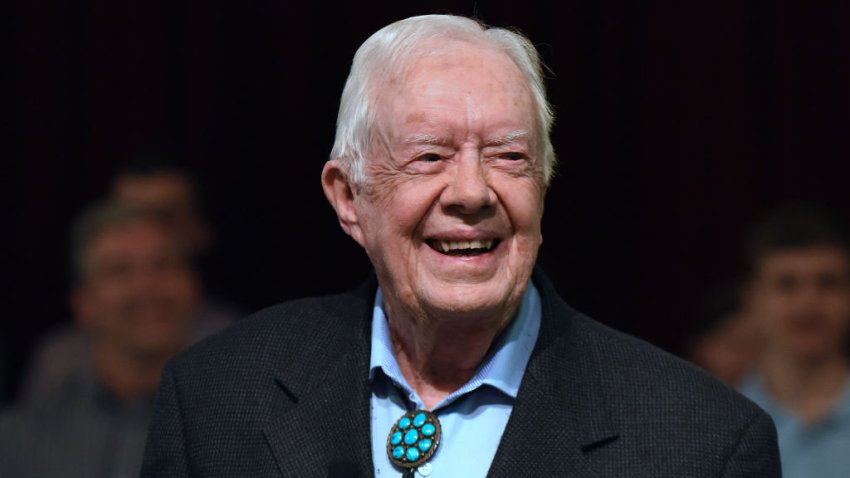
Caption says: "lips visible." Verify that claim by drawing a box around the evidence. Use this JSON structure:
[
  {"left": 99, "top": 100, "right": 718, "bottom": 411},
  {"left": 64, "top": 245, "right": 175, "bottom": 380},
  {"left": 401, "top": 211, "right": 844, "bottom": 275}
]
[{"left": 426, "top": 238, "right": 500, "bottom": 256}]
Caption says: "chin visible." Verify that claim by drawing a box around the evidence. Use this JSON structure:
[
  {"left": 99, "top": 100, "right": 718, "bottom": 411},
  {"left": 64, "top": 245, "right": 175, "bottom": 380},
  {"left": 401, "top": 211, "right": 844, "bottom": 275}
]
[
  {"left": 419, "top": 282, "right": 525, "bottom": 320},
  {"left": 783, "top": 339, "right": 842, "bottom": 360},
  {"left": 130, "top": 338, "right": 185, "bottom": 361}
]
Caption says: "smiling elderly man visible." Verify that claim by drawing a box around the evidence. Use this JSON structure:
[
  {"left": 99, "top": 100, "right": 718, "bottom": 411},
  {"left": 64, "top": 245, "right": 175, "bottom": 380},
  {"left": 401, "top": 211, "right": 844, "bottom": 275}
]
[{"left": 142, "top": 15, "right": 780, "bottom": 477}]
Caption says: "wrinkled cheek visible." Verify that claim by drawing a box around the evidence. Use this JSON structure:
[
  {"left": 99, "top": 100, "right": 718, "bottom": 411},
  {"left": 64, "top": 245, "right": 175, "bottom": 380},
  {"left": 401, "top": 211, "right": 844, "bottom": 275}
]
[
  {"left": 532, "top": 225, "right": 544, "bottom": 247},
  {"left": 507, "top": 236, "right": 541, "bottom": 278},
  {"left": 524, "top": 223, "right": 544, "bottom": 252}
]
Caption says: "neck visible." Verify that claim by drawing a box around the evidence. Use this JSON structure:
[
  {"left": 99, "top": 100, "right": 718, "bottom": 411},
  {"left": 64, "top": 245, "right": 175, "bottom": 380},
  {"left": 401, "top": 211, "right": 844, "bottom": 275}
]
[
  {"left": 91, "top": 341, "right": 178, "bottom": 401},
  {"left": 385, "top": 301, "right": 519, "bottom": 410},
  {"left": 758, "top": 348, "right": 849, "bottom": 424}
]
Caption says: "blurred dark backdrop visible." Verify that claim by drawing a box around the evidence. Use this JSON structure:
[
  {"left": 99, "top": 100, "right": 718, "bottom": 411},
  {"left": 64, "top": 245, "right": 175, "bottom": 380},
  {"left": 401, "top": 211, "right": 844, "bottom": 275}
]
[{"left": 2, "top": 1, "right": 849, "bottom": 399}]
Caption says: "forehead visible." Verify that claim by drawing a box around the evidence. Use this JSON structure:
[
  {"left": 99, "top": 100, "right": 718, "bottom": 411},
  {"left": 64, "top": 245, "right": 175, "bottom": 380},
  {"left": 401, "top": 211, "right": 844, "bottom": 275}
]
[
  {"left": 757, "top": 245, "right": 850, "bottom": 277},
  {"left": 378, "top": 40, "right": 536, "bottom": 137},
  {"left": 87, "top": 220, "right": 172, "bottom": 259},
  {"left": 115, "top": 173, "right": 193, "bottom": 204}
]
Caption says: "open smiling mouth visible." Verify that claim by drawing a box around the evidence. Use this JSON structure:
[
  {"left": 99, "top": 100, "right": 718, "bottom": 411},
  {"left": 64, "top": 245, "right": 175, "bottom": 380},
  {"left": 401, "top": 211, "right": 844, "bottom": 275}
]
[{"left": 426, "top": 239, "right": 501, "bottom": 256}]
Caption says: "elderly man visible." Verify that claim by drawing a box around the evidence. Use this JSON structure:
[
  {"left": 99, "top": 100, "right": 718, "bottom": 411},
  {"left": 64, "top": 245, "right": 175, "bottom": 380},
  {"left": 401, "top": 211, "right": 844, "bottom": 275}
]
[{"left": 142, "top": 15, "right": 779, "bottom": 477}]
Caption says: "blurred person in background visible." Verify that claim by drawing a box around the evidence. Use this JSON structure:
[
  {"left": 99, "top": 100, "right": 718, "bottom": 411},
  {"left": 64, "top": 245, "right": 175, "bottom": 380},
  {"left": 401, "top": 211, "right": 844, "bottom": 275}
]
[
  {"left": 20, "top": 156, "right": 238, "bottom": 402},
  {"left": 110, "top": 154, "right": 240, "bottom": 331},
  {"left": 112, "top": 153, "right": 213, "bottom": 258},
  {"left": 739, "top": 205, "right": 850, "bottom": 478},
  {"left": 0, "top": 200, "right": 200, "bottom": 477},
  {"left": 688, "top": 280, "right": 763, "bottom": 386}
]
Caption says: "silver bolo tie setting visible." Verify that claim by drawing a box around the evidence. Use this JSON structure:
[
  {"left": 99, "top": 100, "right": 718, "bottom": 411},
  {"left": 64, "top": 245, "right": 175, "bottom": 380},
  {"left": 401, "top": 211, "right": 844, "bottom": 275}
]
[{"left": 386, "top": 410, "right": 441, "bottom": 478}]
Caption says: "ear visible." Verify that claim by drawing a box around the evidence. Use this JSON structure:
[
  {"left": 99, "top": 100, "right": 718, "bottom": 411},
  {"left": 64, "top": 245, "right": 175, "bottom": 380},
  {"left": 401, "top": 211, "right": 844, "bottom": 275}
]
[{"left": 322, "top": 160, "right": 366, "bottom": 247}]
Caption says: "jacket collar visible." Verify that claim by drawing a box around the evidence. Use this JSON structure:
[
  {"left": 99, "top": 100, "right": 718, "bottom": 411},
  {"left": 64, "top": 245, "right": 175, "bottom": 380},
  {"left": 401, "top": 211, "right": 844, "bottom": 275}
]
[
  {"left": 263, "top": 275, "right": 377, "bottom": 478},
  {"left": 264, "top": 269, "right": 619, "bottom": 477},
  {"left": 486, "top": 268, "right": 619, "bottom": 478}
]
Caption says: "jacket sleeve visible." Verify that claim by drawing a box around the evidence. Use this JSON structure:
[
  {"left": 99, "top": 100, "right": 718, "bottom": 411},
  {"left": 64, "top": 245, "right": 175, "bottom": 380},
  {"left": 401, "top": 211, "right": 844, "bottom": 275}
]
[
  {"left": 141, "top": 364, "right": 192, "bottom": 477},
  {"left": 721, "top": 411, "right": 782, "bottom": 477}
]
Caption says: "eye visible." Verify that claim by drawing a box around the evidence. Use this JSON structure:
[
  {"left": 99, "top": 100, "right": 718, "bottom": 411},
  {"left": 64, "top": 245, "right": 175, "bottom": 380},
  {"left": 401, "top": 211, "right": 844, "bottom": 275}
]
[
  {"left": 417, "top": 153, "right": 442, "bottom": 163},
  {"left": 817, "top": 273, "right": 846, "bottom": 291},
  {"left": 775, "top": 274, "right": 798, "bottom": 293},
  {"left": 500, "top": 152, "right": 525, "bottom": 161}
]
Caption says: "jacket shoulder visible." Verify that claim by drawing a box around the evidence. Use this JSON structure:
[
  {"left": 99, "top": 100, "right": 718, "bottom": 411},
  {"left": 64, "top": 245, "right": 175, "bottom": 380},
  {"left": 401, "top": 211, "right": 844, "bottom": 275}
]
[
  {"left": 569, "top": 313, "right": 777, "bottom": 469},
  {"left": 532, "top": 267, "right": 765, "bottom": 426},
  {"left": 165, "top": 289, "right": 371, "bottom": 390},
  {"left": 578, "top": 314, "right": 761, "bottom": 416}
]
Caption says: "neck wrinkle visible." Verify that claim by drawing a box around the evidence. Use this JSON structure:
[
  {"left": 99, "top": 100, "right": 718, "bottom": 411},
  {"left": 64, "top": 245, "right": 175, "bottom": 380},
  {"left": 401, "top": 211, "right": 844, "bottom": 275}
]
[{"left": 382, "top": 295, "right": 518, "bottom": 410}]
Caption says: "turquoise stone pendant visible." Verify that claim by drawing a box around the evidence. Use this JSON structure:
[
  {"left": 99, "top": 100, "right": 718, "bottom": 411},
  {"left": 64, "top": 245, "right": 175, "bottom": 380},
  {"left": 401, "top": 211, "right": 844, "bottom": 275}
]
[{"left": 386, "top": 410, "right": 441, "bottom": 472}]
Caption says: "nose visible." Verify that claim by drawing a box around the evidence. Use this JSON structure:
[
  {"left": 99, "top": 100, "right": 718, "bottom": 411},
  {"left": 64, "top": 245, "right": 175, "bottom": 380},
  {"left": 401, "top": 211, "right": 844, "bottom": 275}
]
[{"left": 440, "top": 151, "right": 496, "bottom": 215}]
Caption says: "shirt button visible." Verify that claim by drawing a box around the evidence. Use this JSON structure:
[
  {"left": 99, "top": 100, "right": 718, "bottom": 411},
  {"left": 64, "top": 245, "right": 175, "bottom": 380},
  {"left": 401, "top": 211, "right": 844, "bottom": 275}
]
[{"left": 418, "top": 462, "right": 433, "bottom": 476}]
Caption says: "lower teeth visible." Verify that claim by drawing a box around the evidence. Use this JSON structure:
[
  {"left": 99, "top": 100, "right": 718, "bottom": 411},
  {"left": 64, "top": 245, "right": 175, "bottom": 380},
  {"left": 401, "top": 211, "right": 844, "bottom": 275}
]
[{"left": 445, "top": 248, "right": 488, "bottom": 256}]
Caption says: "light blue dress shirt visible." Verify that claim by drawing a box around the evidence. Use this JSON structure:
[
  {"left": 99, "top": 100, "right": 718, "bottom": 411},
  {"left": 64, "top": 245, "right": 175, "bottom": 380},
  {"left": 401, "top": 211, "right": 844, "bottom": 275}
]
[
  {"left": 369, "top": 282, "right": 542, "bottom": 478},
  {"left": 740, "top": 374, "right": 850, "bottom": 478}
]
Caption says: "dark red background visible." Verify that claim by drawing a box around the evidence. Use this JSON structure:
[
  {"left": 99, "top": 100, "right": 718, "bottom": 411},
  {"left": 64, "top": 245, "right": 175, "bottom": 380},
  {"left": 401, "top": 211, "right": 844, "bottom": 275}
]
[{"left": 3, "top": 1, "right": 849, "bottom": 398}]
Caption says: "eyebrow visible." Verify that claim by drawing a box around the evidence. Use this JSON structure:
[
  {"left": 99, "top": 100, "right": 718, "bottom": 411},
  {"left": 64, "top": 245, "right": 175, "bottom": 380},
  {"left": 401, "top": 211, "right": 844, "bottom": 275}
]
[
  {"left": 485, "top": 130, "right": 529, "bottom": 147},
  {"left": 402, "top": 130, "right": 529, "bottom": 147},
  {"left": 403, "top": 134, "right": 450, "bottom": 146}
]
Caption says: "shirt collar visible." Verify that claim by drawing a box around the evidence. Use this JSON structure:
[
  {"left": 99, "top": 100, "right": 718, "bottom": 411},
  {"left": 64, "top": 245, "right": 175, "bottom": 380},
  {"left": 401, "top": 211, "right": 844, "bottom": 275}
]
[
  {"left": 740, "top": 372, "right": 850, "bottom": 425},
  {"left": 368, "top": 281, "right": 542, "bottom": 409}
]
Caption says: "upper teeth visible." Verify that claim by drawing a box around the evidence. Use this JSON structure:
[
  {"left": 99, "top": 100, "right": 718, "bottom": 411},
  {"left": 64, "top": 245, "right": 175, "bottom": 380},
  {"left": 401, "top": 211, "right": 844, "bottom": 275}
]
[{"left": 435, "top": 239, "right": 495, "bottom": 252}]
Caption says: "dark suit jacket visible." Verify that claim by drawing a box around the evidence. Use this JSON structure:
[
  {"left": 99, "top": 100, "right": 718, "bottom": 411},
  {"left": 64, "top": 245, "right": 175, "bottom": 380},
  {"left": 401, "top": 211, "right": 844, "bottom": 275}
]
[{"left": 141, "top": 270, "right": 780, "bottom": 477}]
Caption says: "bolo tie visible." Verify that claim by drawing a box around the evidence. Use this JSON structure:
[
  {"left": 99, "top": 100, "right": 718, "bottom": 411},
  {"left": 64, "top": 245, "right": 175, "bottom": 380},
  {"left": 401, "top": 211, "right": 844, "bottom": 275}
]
[{"left": 386, "top": 410, "right": 442, "bottom": 478}]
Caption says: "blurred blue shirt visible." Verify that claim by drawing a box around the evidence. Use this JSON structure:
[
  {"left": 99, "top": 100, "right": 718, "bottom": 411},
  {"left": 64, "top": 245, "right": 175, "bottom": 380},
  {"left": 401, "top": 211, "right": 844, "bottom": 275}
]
[
  {"left": 740, "top": 374, "right": 850, "bottom": 478},
  {"left": 369, "top": 282, "right": 541, "bottom": 478}
]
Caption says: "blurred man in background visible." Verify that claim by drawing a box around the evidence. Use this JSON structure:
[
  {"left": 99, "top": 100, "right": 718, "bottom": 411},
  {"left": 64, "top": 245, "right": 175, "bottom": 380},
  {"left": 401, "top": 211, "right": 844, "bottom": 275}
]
[
  {"left": 688, "top": 280, "right": 763, "bottom": 386},
  {"left": 739, "top": 205, "right": 850, "bottom": 478},
  {"left": 110, "top": 156, "right": 239, "bottom": 334},
  {"left": 20, "top": 157, "right": 237, "bottom": 402},
  {"left": 0, "top": 201, "right": 200, "bottom": 477},
  {"left": 112, "top": 155, "right": 213, "bottom": 258}
]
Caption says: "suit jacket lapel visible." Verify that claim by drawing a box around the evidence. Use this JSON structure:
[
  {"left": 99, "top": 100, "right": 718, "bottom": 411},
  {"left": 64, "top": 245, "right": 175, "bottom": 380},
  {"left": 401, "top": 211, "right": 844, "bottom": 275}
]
[
  {"left": 263, "top": 279, "right": 377, "bottom": 478},
  {"left": 487, "top": 269, "right": 619, "bottom": 478},
  {"left": 260, "top": 271, "right": 618, "bottom": 477}
]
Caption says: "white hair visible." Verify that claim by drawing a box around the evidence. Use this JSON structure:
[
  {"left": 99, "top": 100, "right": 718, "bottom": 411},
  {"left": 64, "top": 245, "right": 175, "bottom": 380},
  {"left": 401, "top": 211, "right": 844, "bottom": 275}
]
[{"left": 329, "top": 14, "right": 556, "bottom": 185}]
